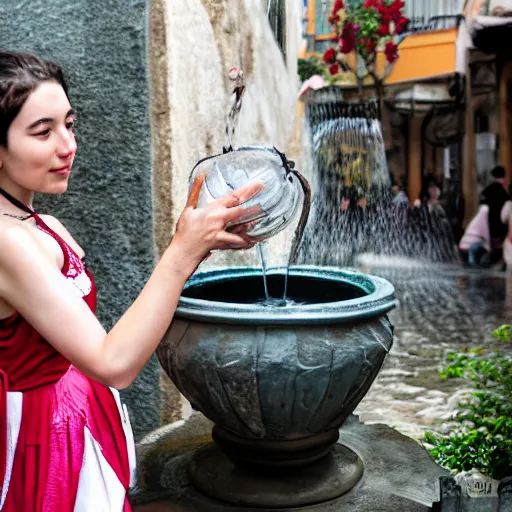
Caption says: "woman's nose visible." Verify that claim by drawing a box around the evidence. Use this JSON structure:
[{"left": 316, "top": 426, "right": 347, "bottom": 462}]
[{"left": 57, "top": 129, "right": 77, "bottom": 158}]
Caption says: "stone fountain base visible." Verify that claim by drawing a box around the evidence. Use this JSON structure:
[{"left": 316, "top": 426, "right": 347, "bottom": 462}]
[
  {"left": 189, "top": 442, "right": 363, "bottom": 508},
  {"left": 133, "top": 412, "right": 447, "bottom": 512}
]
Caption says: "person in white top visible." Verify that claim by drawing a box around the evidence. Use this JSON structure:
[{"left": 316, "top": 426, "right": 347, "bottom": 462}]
[
  {"left": 500, "top": 199, "right": 512, "bottom": 268},
  {"left": 458, "top": 204, "right": 491, "bottom": 267}
]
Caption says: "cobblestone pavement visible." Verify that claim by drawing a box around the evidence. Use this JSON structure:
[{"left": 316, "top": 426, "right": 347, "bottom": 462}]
[{"left": 354, "top": 261, "right": 512, "bottom": 440}]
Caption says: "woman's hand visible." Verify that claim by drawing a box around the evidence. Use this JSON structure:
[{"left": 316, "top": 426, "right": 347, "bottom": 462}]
[{"left": 169, "top": 176, "right": 263, "bottom": 273}]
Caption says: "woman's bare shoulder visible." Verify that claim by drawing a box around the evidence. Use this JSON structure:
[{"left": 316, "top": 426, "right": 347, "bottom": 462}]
[
  {"left": 0, "top": 220, "right": 38, "bottom": 312},
  {"left": 0, "top": 215, "right": 35, "bottom": 242},
  {"left": 0, "top": 217, "right": 47, "bottom": 271}
]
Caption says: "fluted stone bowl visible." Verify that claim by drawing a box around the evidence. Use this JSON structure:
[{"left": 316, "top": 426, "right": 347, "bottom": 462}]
[{"left": 157, "top": 266, "right": 396, "bottom": 467}]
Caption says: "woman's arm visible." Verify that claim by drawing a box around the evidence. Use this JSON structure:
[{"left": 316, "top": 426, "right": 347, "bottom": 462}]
[{"left": 0, "top": 181, "right": 261, "bottom": 389}]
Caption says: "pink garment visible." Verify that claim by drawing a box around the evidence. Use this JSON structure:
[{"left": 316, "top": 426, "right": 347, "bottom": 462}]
[
  {"left": 459, "top": 204, "right": 491, "bottom": 252},
  {"left": 0, "top": 213, "right": 136, "bottom": 511},
  {"left": 298, "top": 75, "right": 329, "bottom": 100}
]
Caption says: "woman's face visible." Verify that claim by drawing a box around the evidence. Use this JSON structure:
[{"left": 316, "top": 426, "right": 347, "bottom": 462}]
[
  {"left": 0, "top": 80, "right": 77, "bottom": 195},
  {"left": 428, "top": 184, "right": 441, "bottom": 201}
]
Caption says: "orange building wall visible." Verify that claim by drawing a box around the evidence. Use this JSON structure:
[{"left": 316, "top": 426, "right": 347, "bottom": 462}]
[{"left": 386, "top": 28, "right": 458, "bottom": 84}]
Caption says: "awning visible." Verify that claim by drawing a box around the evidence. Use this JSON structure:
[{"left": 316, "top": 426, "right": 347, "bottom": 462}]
[{"left": 389, "top": 82, "right": 458, "bottom": 114}]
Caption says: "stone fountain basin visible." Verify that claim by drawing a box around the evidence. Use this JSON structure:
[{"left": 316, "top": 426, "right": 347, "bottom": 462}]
[{"left": 157, "top": 266, "right": 396, "bottom": 454}]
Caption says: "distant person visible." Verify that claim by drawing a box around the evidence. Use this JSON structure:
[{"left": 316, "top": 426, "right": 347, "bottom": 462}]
[
  {"left": 414, "top": 175, "right": 458, "bottom": 262},
  {"left": 391, "top": 184, "right": 409, "bottom": 205},
  {"left": 419, "top": 176, "right": 446, "bottom": 217},
  {"left": 458, "top": 204, "right": 491, "bottom": 267},
  {"left": 480, "top": 165, "right": 510, "bottom": 256},
  {"left": 500, "top": 197, "right": 512, "bottom": 269}
]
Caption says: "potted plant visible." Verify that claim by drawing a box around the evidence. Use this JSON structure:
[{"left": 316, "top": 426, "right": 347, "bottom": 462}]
[{"left": 322, "top": 0, "right": 408, "bottom": 92}]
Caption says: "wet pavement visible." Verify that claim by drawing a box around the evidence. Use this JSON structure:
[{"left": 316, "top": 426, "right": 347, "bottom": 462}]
[{"left": 353, "top": 259, "right": 512, "bottom": 441}]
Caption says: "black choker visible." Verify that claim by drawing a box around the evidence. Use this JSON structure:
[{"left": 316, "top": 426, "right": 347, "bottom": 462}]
[
  {"left": 0, "top": 188, "right": 35, "bottom": 219},
  {"left": 0, "top": 211, "right": 32, "bottom": 221}
]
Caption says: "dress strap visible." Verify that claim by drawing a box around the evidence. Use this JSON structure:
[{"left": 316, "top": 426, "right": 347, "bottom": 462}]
[{"left": 0, "top": 188, "right": 35, "bottom": 219}]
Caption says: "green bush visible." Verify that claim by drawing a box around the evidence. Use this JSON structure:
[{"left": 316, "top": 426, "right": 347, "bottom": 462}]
[
  {"left": 424, "top": 326, "right": 512, "bottom": 480},
  {"left": 298, "top": 58, "right": 326, "bottom": 83}
]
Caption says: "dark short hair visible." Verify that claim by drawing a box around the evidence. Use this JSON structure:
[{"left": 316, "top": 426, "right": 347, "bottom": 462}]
[
  {"left": 420, "top": 174, "right": 440, "bottom": 201},
  {"left": 491, "top": 165, "right": 505, "bottom": 179},
  {"left": 0, "top": 52, "right": 68, "bottom": 146}
]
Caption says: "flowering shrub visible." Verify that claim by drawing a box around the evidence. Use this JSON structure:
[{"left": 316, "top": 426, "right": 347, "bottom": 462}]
[{"left": 322, "top": 0, "right": 408, "bottom": 81}]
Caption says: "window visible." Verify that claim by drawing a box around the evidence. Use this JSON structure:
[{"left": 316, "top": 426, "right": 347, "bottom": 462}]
[
  {"left": 405, "top": 0, "right": 464, "bottom": 32},
  {"left": 266, "top": 0, "right": 287, "bottom": 59}
]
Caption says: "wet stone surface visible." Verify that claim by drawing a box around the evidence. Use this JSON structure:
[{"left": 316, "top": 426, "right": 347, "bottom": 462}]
[{"left": 354, "top": 262, "right": 512, "bottom": 440}]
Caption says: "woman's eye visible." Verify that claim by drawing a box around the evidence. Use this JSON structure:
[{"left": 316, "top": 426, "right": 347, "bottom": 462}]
[
  {"left": 66, "top": 120, "right": 75, "bottom": 130},
  {"left": 35, "top": 129, "right": 51, "bottom": 137}
]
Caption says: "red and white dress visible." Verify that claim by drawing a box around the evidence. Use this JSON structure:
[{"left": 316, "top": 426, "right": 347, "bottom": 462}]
[{"left": 0, "top": 213, "right": 136, "bottom": 511}]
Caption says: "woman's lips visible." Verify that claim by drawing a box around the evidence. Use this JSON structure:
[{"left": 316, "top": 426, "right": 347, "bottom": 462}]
[{"left": 49, "top": 165, "right": 71, "bottom": 176}]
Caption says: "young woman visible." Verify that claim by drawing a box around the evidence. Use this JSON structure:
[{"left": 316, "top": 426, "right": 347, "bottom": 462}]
[{"left": 0, "top": 51, "right": 259, "bottom": 511}]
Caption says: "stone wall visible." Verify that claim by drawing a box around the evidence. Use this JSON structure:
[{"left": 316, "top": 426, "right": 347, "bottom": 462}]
[
  {"left": 150, "top": 0, "right": 300, "bottom": 254},
  {"left": 149, "top": 0, "right": 302, "bottom": 422}
]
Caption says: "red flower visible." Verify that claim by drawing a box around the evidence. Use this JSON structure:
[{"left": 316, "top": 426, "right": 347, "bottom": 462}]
[
  {"left": 385, "top": 41, "right": 398, "bottom": 63},
  {"left": 366, "top": 40, "right": 377, "bottom": 53},
  {"left": 377, "top": 2, "right": 388, "bottom": 13},
  {"left": 328, "top": 13, "right": 340, "bottom": 24},
  {"left": 341, "top": 38, "right": 354, "bottom": 54},
  {"left": 395, "top": 15, "right": 409, "bottom": 34},
  {"left": 323, "top": 48, "right": 337, "bottom": 64},
  {"left": 388, "top": 0, "right": 406, "bottom": 23},
  {"left": 377, "top": 23, "right": 390, "bottom": 36},
  {"left": 329, "top": 62, "right": 340, "bottom": 75},
  {"left": 381, "top": 13, "right": 392, "bottom": 23},
  {"left": 363, "top": 0, "right": 378, "bottom": 8},
  {"left": 379, "top": 2, "right": 402, "bottom": 24},
  {"left": 332, "top": 0, "right": 344, "bottom": 12},
  {"left": 340, "top": 21, "right": 356, "bottom": 53}
]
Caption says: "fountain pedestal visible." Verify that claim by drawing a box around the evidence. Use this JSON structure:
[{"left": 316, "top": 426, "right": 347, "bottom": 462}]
[
  {"left": 133, "top": 412, "right": 448, "bottom": 511},
  {"left": 190, "top": 442, "right": 363, "bottom": 508}
]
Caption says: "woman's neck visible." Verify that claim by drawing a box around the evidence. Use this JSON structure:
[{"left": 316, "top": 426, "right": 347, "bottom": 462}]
[{"left": 0, "top": 177, "right": 34, "bottom": 209}]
